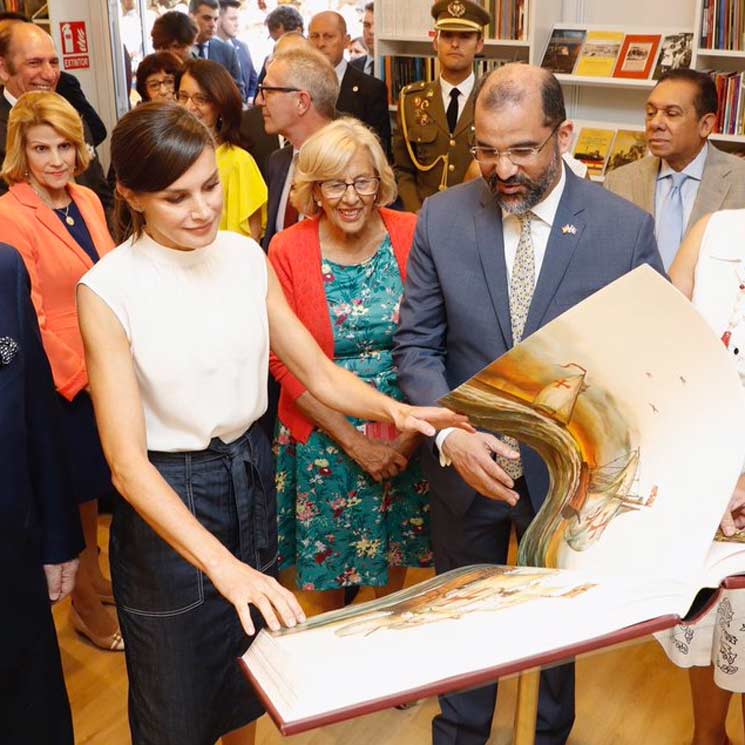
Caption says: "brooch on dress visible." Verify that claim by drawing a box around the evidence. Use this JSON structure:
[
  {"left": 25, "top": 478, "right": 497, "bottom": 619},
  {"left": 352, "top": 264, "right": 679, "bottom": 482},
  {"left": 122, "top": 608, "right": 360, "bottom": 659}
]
[{"left": 0, "top": 336, "right": 19, "bottom": 365}]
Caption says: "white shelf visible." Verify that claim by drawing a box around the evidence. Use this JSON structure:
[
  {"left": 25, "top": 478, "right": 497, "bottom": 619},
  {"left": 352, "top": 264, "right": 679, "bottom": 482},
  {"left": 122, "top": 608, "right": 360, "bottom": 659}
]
[
  {"left": 697, "top": 48, "right": 745, "bottom": 58},
  {"left": 378, "top": 36, "right": 530, "bottom": 61},
  {"left": 710, "top": 133, "right": 745, "bottom": 143},
  {"left": 555, "top": 74, "right": 657, "bottom": 90}
]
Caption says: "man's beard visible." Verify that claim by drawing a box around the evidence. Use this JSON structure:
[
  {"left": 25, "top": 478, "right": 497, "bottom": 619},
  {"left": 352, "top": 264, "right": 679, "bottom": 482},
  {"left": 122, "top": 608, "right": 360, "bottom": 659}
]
[{"left": 487, "top": 146, "right": 560, "bottom": 215}]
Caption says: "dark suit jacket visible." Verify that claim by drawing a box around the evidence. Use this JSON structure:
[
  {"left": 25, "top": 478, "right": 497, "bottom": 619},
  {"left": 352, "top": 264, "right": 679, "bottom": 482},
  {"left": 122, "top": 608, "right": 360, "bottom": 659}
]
[
  {"left": 0, "top": 94, "right": 114, "bottom": 214},
  {"left": 227, "top": 36, "right": 258, "bottom": 101},
  {"left": 262, "top": 144, "right": 294, "bottom": 252},
  {"left": 350, "top": 54, "right": 373, "bottom": 75},
  {"left": 336, "top": 63, "right": 391, "bottom": 159},
  {"left": 204, "top": 36, "right": 243, "bottom": 98},
  {"left": 393, "top": 169, "right": 665, "bottom": 518},
  {"left": 56, "top": 71, "right": 107, "bottom": 147},
  {"left": 239, "top": 106, "right": 279, "bottom": 183},
  {"left": 1, "top": 242, "right": 83, "bottom": 656}
]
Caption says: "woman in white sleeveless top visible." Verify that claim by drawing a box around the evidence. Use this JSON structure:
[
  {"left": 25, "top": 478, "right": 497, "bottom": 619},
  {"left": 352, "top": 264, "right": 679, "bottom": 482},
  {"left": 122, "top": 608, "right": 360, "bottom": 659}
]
[
  {"left": 76, "top": 102, "right": 472, "bottom": 745},
  {"left": 658, "top": 208, "right": 745, "bottom": 745}
]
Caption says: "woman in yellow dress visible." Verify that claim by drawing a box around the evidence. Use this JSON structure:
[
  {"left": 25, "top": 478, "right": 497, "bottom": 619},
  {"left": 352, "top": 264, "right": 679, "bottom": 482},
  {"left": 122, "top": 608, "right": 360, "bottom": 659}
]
[{"left": 177, "top": 58, "right": 267, "bottom": 240}]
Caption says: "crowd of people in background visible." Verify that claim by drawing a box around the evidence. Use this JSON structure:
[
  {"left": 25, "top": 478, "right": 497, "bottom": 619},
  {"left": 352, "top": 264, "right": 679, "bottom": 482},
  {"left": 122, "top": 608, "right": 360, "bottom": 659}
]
[{"left": 5, "top": 1, "right": 745, "bottom": 745}]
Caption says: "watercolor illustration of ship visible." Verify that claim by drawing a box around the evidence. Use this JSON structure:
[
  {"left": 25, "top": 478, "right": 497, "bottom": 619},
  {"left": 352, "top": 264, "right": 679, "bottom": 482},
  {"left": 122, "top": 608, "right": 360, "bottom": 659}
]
[
  {"left": 532, "top": 363, "right": 588, "bottom": 425},
  {"left": 562, "top": 448, "right": 658, "bottom": 551},
  {"left": 527, "top": 363, "right": 658, "bottom": 552}
]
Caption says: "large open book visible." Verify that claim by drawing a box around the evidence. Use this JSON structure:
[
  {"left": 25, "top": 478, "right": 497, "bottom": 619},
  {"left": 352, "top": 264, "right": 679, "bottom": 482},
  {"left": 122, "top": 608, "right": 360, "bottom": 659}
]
[{"left": 242, "top": 266, "right": 745, "bottom": 734}]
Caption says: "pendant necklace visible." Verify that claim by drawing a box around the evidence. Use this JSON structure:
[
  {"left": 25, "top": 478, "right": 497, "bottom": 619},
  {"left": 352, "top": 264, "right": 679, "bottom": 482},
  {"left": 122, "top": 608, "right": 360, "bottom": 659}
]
[{"left": 54, "top": 202, "right": 75, "bottom": 226}]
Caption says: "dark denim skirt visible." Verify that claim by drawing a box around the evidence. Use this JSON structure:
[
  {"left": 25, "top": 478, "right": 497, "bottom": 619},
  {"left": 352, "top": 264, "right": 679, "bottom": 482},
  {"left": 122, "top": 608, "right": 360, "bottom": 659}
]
[{"left": 110, "top": 425, "right": 277, "bottom": 745}]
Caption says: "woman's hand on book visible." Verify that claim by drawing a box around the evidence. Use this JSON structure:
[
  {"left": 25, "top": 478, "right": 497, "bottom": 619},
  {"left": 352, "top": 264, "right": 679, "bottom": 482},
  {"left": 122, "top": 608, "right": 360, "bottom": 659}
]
[
  {"left": 721, "top": 474, "right": 745, "bottom": 537},
  {"left": 389, "top": 404, "right": 473, "bottom": 438},
  {"left": 211, "top": 557, "right": 306, "bottom": 635},
  {"left": 441, "top": 431, "right": 520, "bottom": 506}
]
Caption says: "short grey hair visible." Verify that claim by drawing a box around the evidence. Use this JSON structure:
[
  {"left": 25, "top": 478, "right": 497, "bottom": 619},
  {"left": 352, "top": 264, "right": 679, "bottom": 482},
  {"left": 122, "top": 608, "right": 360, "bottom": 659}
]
[{"left": 272, "top": 47, "right": 339, "bottom": 120}]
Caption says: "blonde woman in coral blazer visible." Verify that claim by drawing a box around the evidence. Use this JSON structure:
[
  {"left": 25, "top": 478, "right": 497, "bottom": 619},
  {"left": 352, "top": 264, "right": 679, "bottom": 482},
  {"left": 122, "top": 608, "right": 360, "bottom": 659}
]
[{"left": 0, "top": 91, "right": 121, "bottom": 652}]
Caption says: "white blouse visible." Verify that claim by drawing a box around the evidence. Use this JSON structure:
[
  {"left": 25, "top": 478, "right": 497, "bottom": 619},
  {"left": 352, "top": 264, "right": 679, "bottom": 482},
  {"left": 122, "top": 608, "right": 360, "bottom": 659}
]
[{"left": 80, "top": 229, "right": 269, "bottom": 452}]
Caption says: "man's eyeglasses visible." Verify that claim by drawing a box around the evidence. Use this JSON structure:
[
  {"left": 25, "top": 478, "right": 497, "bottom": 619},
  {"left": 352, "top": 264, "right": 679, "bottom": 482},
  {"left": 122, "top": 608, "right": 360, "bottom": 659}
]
[
  {"left": 146, "top": 77, "right": 176, "bottom": 93},
  {"left": 256, "top": 84, "right": 303, "bottom": 99},
  {"left": 177, "top": 91, "right": 213, "bottom": 107},
  {"left": 469, "top": 122, "right": 563, "bottom": 166},
  {"left": 319, "top": 177, "right": 380, "bottom": 200}
]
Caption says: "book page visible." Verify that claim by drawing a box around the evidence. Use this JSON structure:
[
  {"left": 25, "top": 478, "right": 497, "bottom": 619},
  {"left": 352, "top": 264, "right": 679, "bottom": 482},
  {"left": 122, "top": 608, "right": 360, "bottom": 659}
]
[
  {"left": 441, "top": 267, "right": 745, "bottom": 591},
  {"left": 244, "top": 564, "right": 688, "bottom": 725},
  {"left": 698, "top": 539, "right": 745, "bottom": 588}
]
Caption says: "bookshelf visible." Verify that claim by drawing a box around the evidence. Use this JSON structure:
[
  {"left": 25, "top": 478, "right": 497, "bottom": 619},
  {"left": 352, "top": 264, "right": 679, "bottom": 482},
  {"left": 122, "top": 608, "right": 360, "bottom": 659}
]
[{"left": 376, "top": 0, "right": 745, "bottom": 151}]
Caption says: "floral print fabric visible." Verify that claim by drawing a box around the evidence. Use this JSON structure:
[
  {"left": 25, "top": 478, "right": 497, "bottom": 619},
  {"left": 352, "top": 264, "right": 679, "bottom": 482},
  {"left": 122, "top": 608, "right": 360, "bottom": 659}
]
[{"left": 275, "top": 236, "right": 432, "bottom": 590}]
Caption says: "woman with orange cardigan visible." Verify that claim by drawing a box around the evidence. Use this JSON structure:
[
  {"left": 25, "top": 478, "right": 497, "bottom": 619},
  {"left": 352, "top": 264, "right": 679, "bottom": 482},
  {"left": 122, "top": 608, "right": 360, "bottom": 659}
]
[
  {"left": 269, "top": 118, "right": 431, "bottom": 616},
  {"left": 0, "top": 92, "right": 120, "bottom": 650}
]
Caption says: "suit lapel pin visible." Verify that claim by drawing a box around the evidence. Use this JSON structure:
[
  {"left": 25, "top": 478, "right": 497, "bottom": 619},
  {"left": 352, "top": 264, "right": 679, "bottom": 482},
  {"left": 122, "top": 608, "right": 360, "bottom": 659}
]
[
  {"left": 352, "top": 85, "right": 359, "bottom": 92},
  {"left": 561, "top": 224, "right": 577, "bottom": 235},
  {"left": 0, "top": 336, "right": 19, "bottom": 365}
]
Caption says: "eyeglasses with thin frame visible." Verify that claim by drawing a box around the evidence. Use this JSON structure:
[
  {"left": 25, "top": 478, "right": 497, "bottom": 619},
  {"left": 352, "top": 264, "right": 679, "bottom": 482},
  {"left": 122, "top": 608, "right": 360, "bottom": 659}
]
[
  {"left": 255, "top": 83, "right": 303, "bottom": 99},
  {"left": 146, "top": 76, "right": 176, "bottom": 92},
  {"left": 319, "top": 176, "right": 381, "bottom": 200},
  {"left": 469, "top": 122, "right": 563, "bottom": 166},
  {"left": 177, "top": 91, "right": 213, "bottom": 107}
]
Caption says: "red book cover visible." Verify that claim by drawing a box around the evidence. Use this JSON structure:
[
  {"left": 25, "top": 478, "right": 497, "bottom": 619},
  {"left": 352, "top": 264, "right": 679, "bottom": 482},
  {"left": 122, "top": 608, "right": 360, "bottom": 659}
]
[{"left": 613, "top": 34, "right": 661, "bottom": 79}]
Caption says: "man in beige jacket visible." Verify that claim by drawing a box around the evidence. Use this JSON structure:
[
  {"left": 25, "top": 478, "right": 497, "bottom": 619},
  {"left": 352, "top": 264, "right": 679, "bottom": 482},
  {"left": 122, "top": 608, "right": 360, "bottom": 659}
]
[{"left": 605, "top": 68, "right": 745, "bottom": 270}]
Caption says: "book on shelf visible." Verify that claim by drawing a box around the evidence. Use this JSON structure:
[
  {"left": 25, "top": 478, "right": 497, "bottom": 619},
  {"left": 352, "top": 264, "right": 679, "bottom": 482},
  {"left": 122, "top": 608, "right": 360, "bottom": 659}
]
[
  {"left": 378, "top": 0, "right": 527, "bottom": 42},
  {"left": 652, "top": 32, "right": 694, "bottom": 80},
  {"left": 573, "top": 30, "right": 625, "bottom": 77},
  {"left": 605, "top": 129, "right": 648, "bottom": 173},
  {"left": 486, "top": 0, "right": 527, "bottom": 41},
  {"left": 381, "top": 56, "right": 436, "bottom": 107},
  {"left": 709, "top": 70, "right": 745, "bottom": 136},
  {"left": 700, "top": 0, "right": 745, "bottom": 52},
  {"left": 572, "top": 127, "right": 616, "bottom": 177},
  {"left": 242, "top": 266, "right": 745, "bottom": 735},
  {"left": 613, "top": 34, "right": 662, "bottom": 79},
  {"left": 540, "top": 28, "right": 586, "bottom": 75}
]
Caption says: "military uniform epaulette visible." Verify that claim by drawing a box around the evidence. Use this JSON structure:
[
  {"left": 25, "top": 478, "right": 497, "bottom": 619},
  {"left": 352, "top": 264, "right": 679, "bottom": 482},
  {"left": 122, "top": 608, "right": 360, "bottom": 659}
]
[{"left": 400, "top": 81, "right": 429, "bottom": 96}]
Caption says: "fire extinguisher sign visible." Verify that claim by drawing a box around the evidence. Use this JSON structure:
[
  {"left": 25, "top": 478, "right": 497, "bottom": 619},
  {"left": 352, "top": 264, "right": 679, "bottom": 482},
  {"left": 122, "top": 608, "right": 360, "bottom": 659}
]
[{"left": 59, "top": 21, "right": 89, "bottom": 70}]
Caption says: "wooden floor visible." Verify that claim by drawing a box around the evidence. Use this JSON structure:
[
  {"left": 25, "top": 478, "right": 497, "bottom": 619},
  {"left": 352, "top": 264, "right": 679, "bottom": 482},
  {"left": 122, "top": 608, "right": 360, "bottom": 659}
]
[{"left": 56, "top": 519, "right": 745, "bottom": 745}]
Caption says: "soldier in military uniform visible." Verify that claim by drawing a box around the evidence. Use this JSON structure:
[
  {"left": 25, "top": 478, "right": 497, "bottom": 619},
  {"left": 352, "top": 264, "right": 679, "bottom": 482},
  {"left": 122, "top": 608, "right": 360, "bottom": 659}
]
[{"left": 392, "top": 0, "right": 491, "bottom": 213}]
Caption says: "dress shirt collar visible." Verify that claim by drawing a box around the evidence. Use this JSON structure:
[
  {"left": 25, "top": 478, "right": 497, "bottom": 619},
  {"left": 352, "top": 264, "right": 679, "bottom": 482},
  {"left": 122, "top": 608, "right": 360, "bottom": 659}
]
[
  {"left": 4, "top": 88, "right": 17, "bottom": 108},
  {"left": 335, "top": 58, "right": 348, "bottom": 83},
  {"left": 657, "top": 141, "right": 708, "bottom": 182},
  {"left": 440, "top": 72, "right": 475, "bottom": 102},
  {"left": 500, "top": 160, "right": 567, "bottom": 228}
]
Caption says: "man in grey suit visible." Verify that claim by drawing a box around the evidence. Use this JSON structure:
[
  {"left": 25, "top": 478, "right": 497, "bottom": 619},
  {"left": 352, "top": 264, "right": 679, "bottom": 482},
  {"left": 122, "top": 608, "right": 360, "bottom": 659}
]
[
  {"left": 394, "top": 63, "right": 664, "bottom": 745},
  {"left": 605, "top": 68, "right": 745, "bottom": 269}
]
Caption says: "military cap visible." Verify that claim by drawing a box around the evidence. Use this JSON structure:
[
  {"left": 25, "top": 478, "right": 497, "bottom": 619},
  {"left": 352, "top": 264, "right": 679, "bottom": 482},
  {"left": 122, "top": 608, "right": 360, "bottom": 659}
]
[{"left": 431, "top": 0, "right": 491, "bottom": 33}]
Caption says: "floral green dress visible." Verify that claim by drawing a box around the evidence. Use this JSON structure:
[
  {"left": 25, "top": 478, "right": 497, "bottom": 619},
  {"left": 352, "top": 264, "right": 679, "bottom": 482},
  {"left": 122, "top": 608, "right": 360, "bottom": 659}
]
[{"left": 275, "top": 235, "right": 432, "bottom": 591}]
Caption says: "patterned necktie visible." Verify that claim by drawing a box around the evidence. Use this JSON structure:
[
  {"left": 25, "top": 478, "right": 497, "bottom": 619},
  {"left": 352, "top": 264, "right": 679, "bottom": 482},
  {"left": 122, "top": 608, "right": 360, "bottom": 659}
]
[
  {"left": 656, "top": 172, "right": 688, "bottom": 270},
  {"left": 446, "top": 87, "right": 460, "bottom": 133},
  {"left": 498, "top": 212, "right": 537, "bottom": 481}
]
